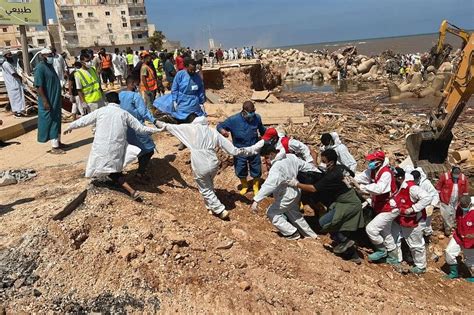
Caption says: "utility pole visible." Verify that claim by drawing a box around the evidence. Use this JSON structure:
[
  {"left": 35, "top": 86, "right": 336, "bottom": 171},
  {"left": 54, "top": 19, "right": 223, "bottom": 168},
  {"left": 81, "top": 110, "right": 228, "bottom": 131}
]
[{"left": 19, "top": 25, "right": 31, "bottom": 75}]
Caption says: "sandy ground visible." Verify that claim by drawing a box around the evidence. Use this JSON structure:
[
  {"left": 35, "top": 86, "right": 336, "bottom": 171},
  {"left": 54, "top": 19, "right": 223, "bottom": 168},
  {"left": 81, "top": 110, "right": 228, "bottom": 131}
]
[{"left": 1, "top": 88, "right": 473, "bottom": 313}]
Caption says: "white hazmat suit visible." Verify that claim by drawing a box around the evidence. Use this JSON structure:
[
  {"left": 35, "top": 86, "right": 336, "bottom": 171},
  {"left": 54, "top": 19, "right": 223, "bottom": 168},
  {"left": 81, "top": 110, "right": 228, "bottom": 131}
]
[
  {"left": 155, "top": 117, "right": 250, "bottom": 215},
  {"left": 321, "top": 132, "right": 357, "bottom": 172},
  {"left": 253, "top": 154, "right": 318, "bottom": 238},
  {"left": 65, "top": 103, "right": 158, "bottom": 177},
  {"left": 249, "top": 137, "right": 314, "bottom": 164}
]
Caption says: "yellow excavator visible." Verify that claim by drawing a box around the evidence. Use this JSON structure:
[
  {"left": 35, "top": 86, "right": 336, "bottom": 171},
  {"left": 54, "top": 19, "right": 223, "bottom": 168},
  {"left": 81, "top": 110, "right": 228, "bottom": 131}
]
[{"left": 406, "top": 20, "right": 473, "bottom": 175}]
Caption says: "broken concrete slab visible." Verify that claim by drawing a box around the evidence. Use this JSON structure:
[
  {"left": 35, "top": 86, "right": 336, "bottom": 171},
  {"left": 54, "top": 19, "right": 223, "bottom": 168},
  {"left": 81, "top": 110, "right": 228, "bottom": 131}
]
[
  {"left": 251, "top": 90, "right": 270, "bottom": 101},
  {"left": 205, "top": 91, "right": 222, "bottom": 104}
]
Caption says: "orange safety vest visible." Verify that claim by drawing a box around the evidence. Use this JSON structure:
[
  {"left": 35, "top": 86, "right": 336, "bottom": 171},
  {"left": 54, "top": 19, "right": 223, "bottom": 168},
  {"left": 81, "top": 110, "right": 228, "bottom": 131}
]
[
  {"left": 140, "top": 63, "right": 158, "bottom": 92},
  {"left": 100, "top": 54, "right": 112, "bottom": 69}
]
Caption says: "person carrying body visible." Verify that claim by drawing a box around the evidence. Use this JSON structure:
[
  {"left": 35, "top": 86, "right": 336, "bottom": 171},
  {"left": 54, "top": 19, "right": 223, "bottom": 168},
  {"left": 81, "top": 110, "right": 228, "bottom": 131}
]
[
  {"left": 250, "top": 143, "right": 318, "bottom": 240},
  {"left": 154, "top": 117, "right": 252, "bottom": 220},
  {"left": 410, "top": 168, "right": 439, "bottom": 238},
  {"left": 444, "top": 195, "right": 474, "bottom": 282},
  {"left": 436, "top": 166, "right": 470, "bottom": 236},
  {"left": 320, "top": 132, "right": 357, "bottom": 173},
  {"left": 390, "top": 168, "right": 431, "bottom": 274},
  {"left": 119, "top": 76, "right": 157, "bottom": 182},
  {"left": 63, "top": 92, "right": 159, "bottom": 200},
  {"left": 288, "top": 149, "right": 365, "bottom": 260},
  {"left": 247, "top": 127, "right": 316, "bottom": 164},
  {"left": 217, "top": 101, "right": 266, "bottom": 195},
  {"left": 352, "top": 150, "right": 398, "bottom": 263}
]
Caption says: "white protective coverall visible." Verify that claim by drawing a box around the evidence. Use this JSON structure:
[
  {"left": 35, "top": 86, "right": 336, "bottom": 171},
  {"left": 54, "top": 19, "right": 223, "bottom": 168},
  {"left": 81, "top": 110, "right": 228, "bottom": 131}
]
[
  {"left": 65, "top": 103, "right": 157, "bottom": 177},
  {"left": 355, "top": 158, "right": 397, "bottom": 251},
  {"left": 1, "top": 61, "right": 25, "bottom": 113},
  {"left": 405, "top": 166, "right": 440, "bottom": 236},
  {"left": 321, "top": 132, "right": 357, "bottom": 173},
  {"left": 248, "top": 138, "right": 314, "bottom": 164},
  {"left": 253, "top": 154, "right": 318, "bottom": 238},
  {"left": 390, "top": 175, "right": 431, "bottom": 269},
  {"left": 156, "top": 117, "right": 249, "bottom": 215}
]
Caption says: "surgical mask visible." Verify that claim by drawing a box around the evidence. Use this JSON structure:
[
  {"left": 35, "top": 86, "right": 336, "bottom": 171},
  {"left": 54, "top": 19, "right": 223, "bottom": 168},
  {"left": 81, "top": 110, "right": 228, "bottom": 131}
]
[
  {"left": 452, "top": 175, "right": 459, "bottom": 180},
  {"left": 46, "top": 57, "right": 54, "bottom": 64},
  {"left": 368, "top": 161, "right": 379, "bottom": 170},
  {"left": 84, "top": 61, "right": 92, "bottom": 68},
  {"left": 462, "top": 205, "right": 471, "bottom": 213}
]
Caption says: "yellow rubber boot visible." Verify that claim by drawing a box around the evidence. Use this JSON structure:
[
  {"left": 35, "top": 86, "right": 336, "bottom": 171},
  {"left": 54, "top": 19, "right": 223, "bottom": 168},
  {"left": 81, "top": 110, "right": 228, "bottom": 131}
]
[
  {"left": 239, "top": 178, "right": 249, "bottom": 195},
  {"left": 253, "top": 178, "right": 260, "bottom": 195}
]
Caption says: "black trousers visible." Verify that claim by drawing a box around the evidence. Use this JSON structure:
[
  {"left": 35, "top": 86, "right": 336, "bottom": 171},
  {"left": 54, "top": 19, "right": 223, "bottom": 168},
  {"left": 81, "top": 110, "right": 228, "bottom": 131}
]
[{"left": 137, "top": 151, "right": 154, "bottom": 174}]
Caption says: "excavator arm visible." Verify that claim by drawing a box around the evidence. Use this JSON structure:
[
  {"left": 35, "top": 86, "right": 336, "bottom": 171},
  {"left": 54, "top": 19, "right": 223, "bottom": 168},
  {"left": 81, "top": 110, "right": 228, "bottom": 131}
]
[{"left": 406, "top": 21, "right": 473, "bottom": 175}]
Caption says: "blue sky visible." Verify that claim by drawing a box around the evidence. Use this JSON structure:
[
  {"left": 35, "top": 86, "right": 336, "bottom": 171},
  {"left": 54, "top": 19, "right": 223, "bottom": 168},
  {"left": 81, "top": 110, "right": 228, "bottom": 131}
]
[{"left": 45, "top": 0, "right": 474, "bottom": 48}]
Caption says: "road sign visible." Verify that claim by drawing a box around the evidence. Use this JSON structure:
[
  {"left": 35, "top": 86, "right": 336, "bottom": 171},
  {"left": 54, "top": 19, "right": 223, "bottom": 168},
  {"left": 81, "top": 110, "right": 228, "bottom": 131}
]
[{"left": 0, "top": 0, "right": 46, "bottom": 26}]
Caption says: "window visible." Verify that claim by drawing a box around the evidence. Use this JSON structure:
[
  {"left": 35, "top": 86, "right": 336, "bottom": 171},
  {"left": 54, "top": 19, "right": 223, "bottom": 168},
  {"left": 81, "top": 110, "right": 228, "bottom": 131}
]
[
  {"left": 105, "top": 11, "right": 110, "bottom": 16},
  {"left": 2, "top": 28, "right": 7, "bottom": 32},
  {"left": 77, "top": 12, "right": 82, "bottom": 18},
  {"left": 139, "top": 10, "right": 143, "bottom": 14},
  {"left": 109, "top": 35, "right": 114, "bottom": 41},
  {"left": 5, "top": 40, "right": 11, "bottom": 46},
  {"left": 121, "top": 10, "right": 126, "bottom": 15},
  {"left": 122, "top": 23, "right": 127, "bottom": 27},
  {"left": 38, "top": 39, "right": 46, "bottom": 45},
  {"left": 137, "top": 34, "right": 143, "bottom": 39},
  {"left": 124, "top": 34, "right": 129, "bottom": 39},
  {"left": 107, "top": 23, "right": 112, "bottom": 29},
  {"left": 140, "top": 46, "right": 144, "bottom": 51},
  {"left": 88, "top": 12, "right": 93, "bottom": 17},
  {"left": 136, "top": 22, "right": 140, "bottom": 26}
]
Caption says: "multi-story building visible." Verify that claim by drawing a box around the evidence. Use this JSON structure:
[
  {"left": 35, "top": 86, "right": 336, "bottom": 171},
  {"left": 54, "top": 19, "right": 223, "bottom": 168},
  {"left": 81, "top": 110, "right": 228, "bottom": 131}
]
[
  {"left": 0, "top": 23, "right": 54, "bottom": 49},
  {"left": 54, "top": 0, "right": 150, "bottom": 55}
]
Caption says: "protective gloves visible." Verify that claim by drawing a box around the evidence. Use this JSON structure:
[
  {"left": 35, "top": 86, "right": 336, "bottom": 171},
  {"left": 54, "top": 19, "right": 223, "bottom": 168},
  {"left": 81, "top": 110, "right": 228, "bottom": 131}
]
[
  {"left": 250, "top": 201, "right": 259, "bottom": 213},
  {"left": 286, "top": 178, "right": 299, "bottom": 188}
]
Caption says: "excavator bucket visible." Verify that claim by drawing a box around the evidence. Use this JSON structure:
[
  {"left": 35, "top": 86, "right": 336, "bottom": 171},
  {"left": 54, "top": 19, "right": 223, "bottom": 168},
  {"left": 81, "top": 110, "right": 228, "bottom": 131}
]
[{"left": 405, "top": 130, "right": 453, "bottom": 176}]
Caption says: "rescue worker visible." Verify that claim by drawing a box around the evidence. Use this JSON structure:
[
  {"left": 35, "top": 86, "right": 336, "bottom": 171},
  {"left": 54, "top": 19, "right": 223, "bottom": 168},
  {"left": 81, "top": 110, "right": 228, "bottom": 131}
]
[
  {"left": 352, "top": 151, "right": 397, "bottom": 263},
  {"left": 126, "top": 49, "right": 134, "bottom": 73},
  {"left": 75, "top": 53, "right": 105, "bottom": 112},
  {"left": 390, "top": 168, "right": 431, "bottom": 274},
  {"left": 288, "top": 149, "right": 365, "bottom": 261},
  {"left": 436, "top": 167, "right": 470, "bottom": 236},
  {"left": 152, "top": 53, "right": 165, "bottom": 96},
  {"left": 411, "top": 169, "right": 439, "bottom": 237},
  {"left": 171, "top": 58, "right": 206, "bottom": 122},
  {"left": 119, "top": 76, "right": 156, "bottom": 182},
  {"left": 154, "top": 117, "right": 252, "bottom": 220},
  {"left": 320, "top": 132, "right": 357, "bottom": 173},
  {"left": 247, "top": 127, "right": 316, "bottom": 164},
  {"left": 445, "top": 195, "right": 474, "bottom": 282},
  {"left": 63, "top": 92, "right": 159, "bottom": 200},
  {"left": 98, "top": 48, "right": 114, "bottom": 89},
  {"left": 139, "top": 51, "right": 158, "bottom": 113},
  {"left": 250, "top": 143, "right": 318, "bottom": 240},
  {"left": 217, "top": 101, "right": 266, "bottom": 195}
]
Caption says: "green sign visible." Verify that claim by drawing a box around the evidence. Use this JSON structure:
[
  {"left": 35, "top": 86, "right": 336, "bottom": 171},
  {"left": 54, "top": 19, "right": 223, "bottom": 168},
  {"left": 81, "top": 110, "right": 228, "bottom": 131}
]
[{"left": 0, "top": 0, "right": 46, "bottom": 26}]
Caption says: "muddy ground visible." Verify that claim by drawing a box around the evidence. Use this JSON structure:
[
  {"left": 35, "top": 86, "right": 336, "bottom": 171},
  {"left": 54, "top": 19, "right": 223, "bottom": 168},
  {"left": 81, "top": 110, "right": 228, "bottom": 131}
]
[{"left": 1, "top": 71, "right": 473, "bottom": 313}]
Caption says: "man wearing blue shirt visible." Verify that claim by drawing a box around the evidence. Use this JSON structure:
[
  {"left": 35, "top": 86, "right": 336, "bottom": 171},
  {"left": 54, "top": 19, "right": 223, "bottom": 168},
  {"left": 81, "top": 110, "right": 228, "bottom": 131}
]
[
  {"left": 217, "top": 101, "right": 266, "bottom": 195},
  {"left": 119, "top": 76, "right": 157, "bottom": 182}
]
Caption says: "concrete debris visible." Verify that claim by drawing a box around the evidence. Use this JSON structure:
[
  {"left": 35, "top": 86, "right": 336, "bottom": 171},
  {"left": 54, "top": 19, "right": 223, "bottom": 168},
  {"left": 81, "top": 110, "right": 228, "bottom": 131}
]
[{"left": 0, "top": 169, "right": 36, "bottom": 186}]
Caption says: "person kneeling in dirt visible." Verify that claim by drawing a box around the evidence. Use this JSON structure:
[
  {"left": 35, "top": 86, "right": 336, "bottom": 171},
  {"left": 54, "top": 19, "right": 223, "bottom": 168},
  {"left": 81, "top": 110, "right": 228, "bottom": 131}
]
[
  {"left": 154, "top": 117, "right": 254, "bottom": 221},
  {"left": 287, "top": 149, "right": 365, "bottom": 262},
  {"left": 444, "top": 195, "right": 474, "bottom": 282},
  {"left": 64, "top": 92, "right": 160, "bottom": 201},
  {"left": 390, "top": 168, "right": 431, "bottom": 275},
  {"left": 249, "top": 143, "right": 318, "bottom": 240}
]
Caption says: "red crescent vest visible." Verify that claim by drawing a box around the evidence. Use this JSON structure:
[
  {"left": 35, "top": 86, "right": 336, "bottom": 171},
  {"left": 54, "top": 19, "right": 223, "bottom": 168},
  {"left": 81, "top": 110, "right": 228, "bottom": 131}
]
[
  {"left": 394, "top": 180, "right": 426, "bottom": 228},
  {"left": 370, "top": 165, "right": 396, "bottom": 214},
  {"left": 454, "top": 208, "right": 474, "bottom": 249}
]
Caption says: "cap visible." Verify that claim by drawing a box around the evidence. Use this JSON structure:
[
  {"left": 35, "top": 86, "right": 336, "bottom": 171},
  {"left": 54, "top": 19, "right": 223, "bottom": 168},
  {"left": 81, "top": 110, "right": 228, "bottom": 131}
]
[
  {"left": 40, "top": 48, "right": 52, "bottom": 54},
  {"left": 365, "top": 150, "right": 385, "bottom": 161},
  {"left": 262, "top": 128, "right": 278, "bottom": 141}
]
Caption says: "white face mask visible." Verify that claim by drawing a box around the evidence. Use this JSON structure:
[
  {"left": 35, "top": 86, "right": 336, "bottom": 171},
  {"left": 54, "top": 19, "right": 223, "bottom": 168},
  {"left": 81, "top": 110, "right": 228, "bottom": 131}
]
[
  {"left": 46, "top": 56, "right": 54, "bottom": 64},
  {"left": 84, "top": 61, "right": 92, "bottom": 68}
]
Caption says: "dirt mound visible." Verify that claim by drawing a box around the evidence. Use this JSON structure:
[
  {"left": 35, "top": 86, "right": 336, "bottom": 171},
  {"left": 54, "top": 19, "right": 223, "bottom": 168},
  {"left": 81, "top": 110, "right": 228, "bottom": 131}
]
[{"left": 0, "top": 131, "right": 472, "bottom": 313}]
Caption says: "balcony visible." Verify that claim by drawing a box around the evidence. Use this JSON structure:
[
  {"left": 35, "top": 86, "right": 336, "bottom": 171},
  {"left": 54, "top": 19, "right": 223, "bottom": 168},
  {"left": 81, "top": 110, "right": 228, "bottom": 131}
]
[
  {"left": 129, "top": 15, "right": 147, "bottom": 21},
  {"left": 131, "top": 25, "right": 148, "bottom": 32},
  {"left": 132, "top": 37, "right": 149, "bottom": 44},
  {"left": 60, "top": 16, "right": 75, "bottom": 24},
  {"left": 63, "top": 29, "right": 77, "bottom": 35},
  {"left": 65, "top": 42, "right": 80, "bottom": 48}
]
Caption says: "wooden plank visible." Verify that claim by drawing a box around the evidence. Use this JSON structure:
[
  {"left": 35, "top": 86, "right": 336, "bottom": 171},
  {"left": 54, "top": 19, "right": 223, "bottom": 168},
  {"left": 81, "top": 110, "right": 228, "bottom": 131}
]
[
  {"left": 251, "top": 90, "right": 270, "bottom": 101},
  {"left": 205, "top": 102, "right": 305, "bottom": 119},
  {"left": 53, "top": 189, "right": 88, "bottom": 221}
]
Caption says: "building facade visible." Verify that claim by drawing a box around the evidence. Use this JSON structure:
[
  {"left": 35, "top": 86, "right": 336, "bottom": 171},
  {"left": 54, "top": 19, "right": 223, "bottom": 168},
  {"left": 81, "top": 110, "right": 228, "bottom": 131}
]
[
  {"left": 0, "top": 24, "right": 54, "bottom": 49},
  {"left": 55, "top": 0, "right": 150, "bottom": 55}
]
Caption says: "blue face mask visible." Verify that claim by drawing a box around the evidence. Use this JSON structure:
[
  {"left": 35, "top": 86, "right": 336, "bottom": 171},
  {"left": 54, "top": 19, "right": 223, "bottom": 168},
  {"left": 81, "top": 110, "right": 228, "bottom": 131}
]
[
  {"left": 462, "top": 206, "right": 471, "bottom": 213},
  {"left": 368, "top": 161, "right": 379, "bottom": 170}
]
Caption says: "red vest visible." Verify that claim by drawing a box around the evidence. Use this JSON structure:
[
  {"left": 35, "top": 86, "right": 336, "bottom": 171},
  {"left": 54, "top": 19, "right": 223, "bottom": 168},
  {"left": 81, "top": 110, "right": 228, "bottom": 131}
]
[
  {"left": 454, "top": 209, "right": 474, "bottom": 249},
  {"left": 370, "top": 165, "right": 396, "bottom": 214},
  {"left": 280, "top": 137, "right": 290, "bottom": 153},
  {"left": 393, "top": 181, "right": 425, "bottom": 227}
]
